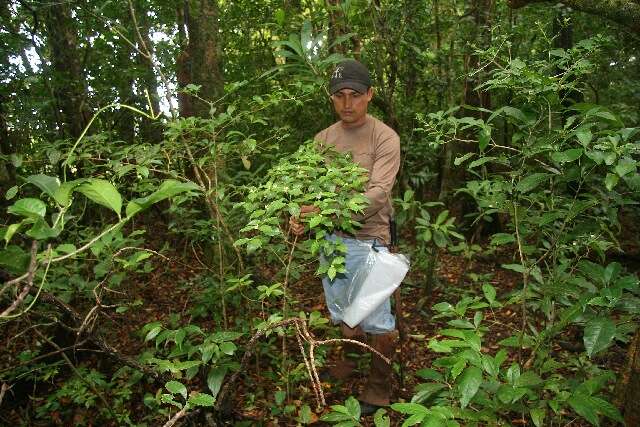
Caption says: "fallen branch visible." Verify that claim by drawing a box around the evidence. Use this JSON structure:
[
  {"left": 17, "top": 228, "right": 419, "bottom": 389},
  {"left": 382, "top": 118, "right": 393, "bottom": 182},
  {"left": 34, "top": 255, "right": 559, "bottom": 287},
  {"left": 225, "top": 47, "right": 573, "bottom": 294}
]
[{"left": 216, "top": 317, "right": 389, "bottom": 413}]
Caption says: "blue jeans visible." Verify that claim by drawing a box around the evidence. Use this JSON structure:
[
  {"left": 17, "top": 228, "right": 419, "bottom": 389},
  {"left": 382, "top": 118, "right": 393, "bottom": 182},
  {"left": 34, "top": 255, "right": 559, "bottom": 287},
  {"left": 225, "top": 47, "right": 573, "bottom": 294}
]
[{"left": 321, "top": 235, "right": 396, "bottom": 334}]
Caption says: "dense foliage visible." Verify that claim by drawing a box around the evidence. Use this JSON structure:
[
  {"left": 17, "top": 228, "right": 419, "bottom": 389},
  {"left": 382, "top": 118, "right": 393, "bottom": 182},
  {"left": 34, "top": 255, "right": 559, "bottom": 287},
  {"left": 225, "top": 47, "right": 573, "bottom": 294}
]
[{"left": 1, "top": 0, "right": 639, "bottom": 426}]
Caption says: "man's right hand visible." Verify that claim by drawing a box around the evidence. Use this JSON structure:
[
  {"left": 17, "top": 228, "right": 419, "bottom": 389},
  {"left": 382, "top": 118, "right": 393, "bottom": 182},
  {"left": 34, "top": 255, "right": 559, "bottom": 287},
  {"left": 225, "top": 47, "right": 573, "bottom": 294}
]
[{"left": 289, "top": 205, "right": 320, "bottom": 237}]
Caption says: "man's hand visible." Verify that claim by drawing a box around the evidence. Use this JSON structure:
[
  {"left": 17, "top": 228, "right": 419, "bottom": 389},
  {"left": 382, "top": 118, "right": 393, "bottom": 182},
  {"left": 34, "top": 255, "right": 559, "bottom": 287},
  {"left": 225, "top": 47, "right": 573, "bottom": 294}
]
[{"left": 289, "top": 205, "right": 320, "bottom": 237}]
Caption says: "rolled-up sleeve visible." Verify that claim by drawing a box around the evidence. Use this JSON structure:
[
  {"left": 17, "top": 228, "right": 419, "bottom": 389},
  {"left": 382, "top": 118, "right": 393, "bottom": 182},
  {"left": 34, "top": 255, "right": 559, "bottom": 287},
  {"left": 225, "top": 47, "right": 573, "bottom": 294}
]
[{"left": 354, "top": 134, "right": 400, "bottom": 221}]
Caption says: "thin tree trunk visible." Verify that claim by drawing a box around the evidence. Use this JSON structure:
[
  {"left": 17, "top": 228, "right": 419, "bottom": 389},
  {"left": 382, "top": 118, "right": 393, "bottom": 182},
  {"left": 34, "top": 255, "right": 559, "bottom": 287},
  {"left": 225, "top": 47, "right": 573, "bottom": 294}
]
[
  {"left": 177, "top": 0, "right": 224, "bottom": 118},
  {"left": 615, "top": 327, "right": 640, "bottom": 425},
  {"left": 43, "top": 1, "right": 90, "bottom": 139}
]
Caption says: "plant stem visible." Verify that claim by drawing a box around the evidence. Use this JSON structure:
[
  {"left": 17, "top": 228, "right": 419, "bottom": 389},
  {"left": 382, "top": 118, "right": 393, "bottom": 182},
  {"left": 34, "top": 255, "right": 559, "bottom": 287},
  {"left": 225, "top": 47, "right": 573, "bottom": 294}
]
[{"left": 513, "top": 202, "right": 530, "bottom": 364}]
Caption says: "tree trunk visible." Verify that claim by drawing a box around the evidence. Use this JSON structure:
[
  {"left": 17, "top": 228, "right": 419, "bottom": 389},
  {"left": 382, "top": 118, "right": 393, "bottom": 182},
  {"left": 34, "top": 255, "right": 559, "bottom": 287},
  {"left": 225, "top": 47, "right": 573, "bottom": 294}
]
[
  {"left": 615, "top": 327, "right": 640, "bottom": 425},
  {"left": 327, "top": 0, "right": 347, "bottom": 54},
  {"left": 133, "top": 1, "right": 163, "bottom": 142},
  {"left": 177, "top": 0, "right": 224, "bottom": 118},
  {"left": 43, "top": 2, "right": 90, "bottom": 139}
]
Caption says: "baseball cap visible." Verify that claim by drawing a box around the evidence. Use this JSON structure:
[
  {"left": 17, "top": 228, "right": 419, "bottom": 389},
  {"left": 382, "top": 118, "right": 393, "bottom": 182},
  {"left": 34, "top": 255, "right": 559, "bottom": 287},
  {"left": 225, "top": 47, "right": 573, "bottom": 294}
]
[{"left": 329, "top": 59, "right": 372, "bottom": 94}]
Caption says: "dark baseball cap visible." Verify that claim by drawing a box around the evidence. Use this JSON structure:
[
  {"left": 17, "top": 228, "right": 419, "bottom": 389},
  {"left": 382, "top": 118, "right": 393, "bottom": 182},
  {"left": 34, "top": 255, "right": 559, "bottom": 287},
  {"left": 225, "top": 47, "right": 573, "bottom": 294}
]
[{"left": 329, "top": 60, "right": 372, "bottom": 94}]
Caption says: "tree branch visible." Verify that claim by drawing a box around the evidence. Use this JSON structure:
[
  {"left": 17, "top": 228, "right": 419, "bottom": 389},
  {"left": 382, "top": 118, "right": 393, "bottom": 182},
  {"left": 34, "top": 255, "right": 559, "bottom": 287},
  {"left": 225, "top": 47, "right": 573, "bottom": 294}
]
[{"left": 508, "top": 0, "right": 640, "bottom": 33}]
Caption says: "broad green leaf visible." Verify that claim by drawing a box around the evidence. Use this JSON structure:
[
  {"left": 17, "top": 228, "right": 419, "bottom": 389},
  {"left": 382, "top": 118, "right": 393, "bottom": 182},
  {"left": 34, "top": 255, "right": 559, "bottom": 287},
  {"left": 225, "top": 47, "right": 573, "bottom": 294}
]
[
  {"left": 457, "top": 366, "right": 482, "bottom": 408},
  {"left": 54, "top": 181, "right": 82, "bottom": 206},
  {"left": 308, "top": 215, "right": 322, "bottom": 228},
  {"left": 568, "top": 393, "right": 600, "bottom": 426},
  {"left": 605, "top": 173, "right": 619, "bottom": 191},
  {"left": 373, "top": 408, "right": 390, "bottom": 427},
  {"left": 551, "top": 148, "right": 583, "bottom": 163},
  {"left": 390, "top": 402, "right": 429, "bottom": 415},
  {"left": 188, "top": 392, "right": 215, "bottom": 407},
  {"left": 26, "top": 218, "right": 60, "bottom": 240},
  {"left": 530, "top": 408, "right": 545, "bottom": 427},
  {"left": 490, "top": 233, "right": 515, "bottom": 245},
  {"left": 502, "top": 263, "right": 526, "bottom": 273},
  {"left": 614, "top": 157, "right": 636, "bottom": 177},
  {"left": 482, "top": 284, "right": 496, "bottom": 305},
  {"left": 411, "top": 383, "right": 446, "bottom": 404},
  {"left": 219, "top": 341, "right": 236, "bottom": 355},
  {"left": 516, "top": 173, "right": 549, "bottom": 193},
  {"left": 345, "top": 396, "right": 360, "bottom": 419},
  {"left": 26, "top": 174, "right": 61, "bottom": 199},
  {"left": 127, "top": 179, "right": 200, "bottom": 217},
  {"left": 583, "top": 317, "right": 616, "bottom": 357},
  {"left": 165, "top": 381, "right": 187, "bottom": 400},
  {"left": 589, "top": 396, "right": 624, "bottom": 423},
  {"left": 8, "top": 198, "right": 46, "bottom": 218},
  {"left": 478, "top": 128, "right": 491, "bottom": 151},
  {"left": 576, "top": 129, "right": 592, "bottom": 145},
  {"left": 207, "top": 367, "right": 227, "bottom": 398},
  {"left": 76, "top": 179, "right": 122, "bottom": 217}
]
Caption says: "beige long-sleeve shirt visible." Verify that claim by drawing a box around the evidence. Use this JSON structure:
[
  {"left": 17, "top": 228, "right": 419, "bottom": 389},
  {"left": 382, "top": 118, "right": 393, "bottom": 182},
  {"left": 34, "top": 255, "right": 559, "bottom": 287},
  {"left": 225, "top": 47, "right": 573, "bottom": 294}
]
[{"left": 315, "top": 114, "right": 400, "bottom": 244}]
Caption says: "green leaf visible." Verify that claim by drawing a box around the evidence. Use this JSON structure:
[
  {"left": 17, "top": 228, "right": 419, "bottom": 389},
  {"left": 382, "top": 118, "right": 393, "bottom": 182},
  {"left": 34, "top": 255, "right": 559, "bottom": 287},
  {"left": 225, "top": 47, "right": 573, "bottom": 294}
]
[
  {"left": 3, "top": 222, "right": 24, "bottom": 244},
  {"left": 345, "top": 396, "right": 360, "bottom": 419},
  {"left": 145, "top": 326, "right": 162, "bottom": 342},
  {"left": 188, "top": 392, "right": 216, "bottom": 407},
  {"left": 568, "top": 393, "right": 600, "bottom": 426},
  {"left": 478, "top": 128, "right": 491, "bottom": 151},
  {"left": 490, "top": 233, "right": 515, "bottom": 245},
  {"left": 207, "top": 367, "right": 226, "bottom": 398},
  {"left": 8, "top": 198, "right": 46, "bottom": 218},
  {"left": 327, "top": 265, "right": 337, "bottom": 280},
  {"left": 454, "top": 153, "right": 475, "bottom": 166},
  {"left": 576, "top": 129, "right": 592, "bottom": 146},
  {"left": 583, "top": 317, "right": 616, "bottom": 357},
  {"left": 76, "top": 179, "right": 122, "bottom": 218},
  {"left": 25, "top": 174, "right": 61, "bottom": 200},
  {"left": 126, "top": 179, "right": 200, "bottom": 217},
  {"left": 219, "top": 341, "right": 236, "bottom": 355},
  {"left": 502, "top": 263, "right": 526, "bottom": 273},
  {"left": 165, "top": 381, "right": 187, "bottom": 400},
  {"left": 530, "top": 408, "right": 545, "bottom": 427},
  {"left": 26, "top": 217, "right": 60, "bottom": 240},
  {"left": 457, "top": 366, "right": 482, "bottom": 408},
  {"left": 373, "top": 408, "right": 390, "bottom": 427},
  {"left": 482, "top": 284, "right": 496, "bottom": 305},
  {"left": 516, "top": 173, "right": 549, "bottom": 193},
  {"left": 308, "top": 215, "right": 322, "bottom": 228},
  {"left": 551, "top": 148, "right": 583, "bottom": 163},
  {"left": 390, "top": 402, "right": 429, "bottom": 415},
  {"left": 5, "top": 185, "right": 18, "bottom": 200},
  {"left": 614, "top": 157, "right": 636, "bottom": 177},
  {"left": 605, "top": 173, "right": 619, "bottom": 191}
]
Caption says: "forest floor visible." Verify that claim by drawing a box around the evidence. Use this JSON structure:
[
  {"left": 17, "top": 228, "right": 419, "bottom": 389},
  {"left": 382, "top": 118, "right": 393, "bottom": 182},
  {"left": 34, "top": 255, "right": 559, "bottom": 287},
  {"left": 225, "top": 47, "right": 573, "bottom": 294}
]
[{"left": 3, "top": 227, "right": 636, "bottom": 426}]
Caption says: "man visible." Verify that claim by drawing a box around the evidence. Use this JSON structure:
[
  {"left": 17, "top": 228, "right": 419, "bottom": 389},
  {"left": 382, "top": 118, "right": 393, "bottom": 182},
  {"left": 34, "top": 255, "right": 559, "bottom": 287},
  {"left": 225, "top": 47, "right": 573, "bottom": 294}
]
[{"left": 289, "top": 59, "right": 401, "bottom": 414}]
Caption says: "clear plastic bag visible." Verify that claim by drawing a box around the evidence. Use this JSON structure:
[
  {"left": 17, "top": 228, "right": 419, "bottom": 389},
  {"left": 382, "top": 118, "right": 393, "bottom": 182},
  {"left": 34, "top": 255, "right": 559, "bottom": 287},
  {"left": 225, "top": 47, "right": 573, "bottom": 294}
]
[{"left": 341, "top": 245, "right": 410, "bottom": 328}]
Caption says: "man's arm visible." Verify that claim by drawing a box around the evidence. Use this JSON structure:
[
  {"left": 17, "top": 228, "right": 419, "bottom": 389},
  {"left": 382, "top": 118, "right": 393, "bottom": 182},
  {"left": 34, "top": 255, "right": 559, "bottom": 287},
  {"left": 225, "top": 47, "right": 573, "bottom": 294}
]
[{"left": 353, "top": 135, "right": 400, "bottom": 221}]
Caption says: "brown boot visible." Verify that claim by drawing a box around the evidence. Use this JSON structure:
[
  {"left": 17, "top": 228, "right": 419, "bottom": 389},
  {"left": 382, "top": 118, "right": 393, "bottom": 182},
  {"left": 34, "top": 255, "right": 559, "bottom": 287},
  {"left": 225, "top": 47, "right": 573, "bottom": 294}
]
[
  {"left": 326, "top": 323, "right": 366, "bottom": 380},
  {"left": 359, "top": 330, "right": 398, "bottom": 409}
]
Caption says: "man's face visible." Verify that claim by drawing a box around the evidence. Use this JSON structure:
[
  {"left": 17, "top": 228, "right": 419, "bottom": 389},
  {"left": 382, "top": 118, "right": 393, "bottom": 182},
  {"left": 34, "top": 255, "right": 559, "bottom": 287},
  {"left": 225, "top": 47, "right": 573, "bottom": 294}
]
[{"left": 330, "top": 87, "right": 373, "bottom": 126}]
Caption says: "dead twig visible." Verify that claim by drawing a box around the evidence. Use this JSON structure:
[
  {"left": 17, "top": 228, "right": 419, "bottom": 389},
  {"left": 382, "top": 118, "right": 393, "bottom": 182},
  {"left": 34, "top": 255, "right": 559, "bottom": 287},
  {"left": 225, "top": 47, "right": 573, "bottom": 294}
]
[
  {"left": 216, "top": 317, "right": 390, "bottom": 412},
  {"left": 162, "top": 406, "right": 189, "bottom": 427},
  {"left": 0, "top": 382, "right": 9, "bottom": 407},
  {"left": 1, "top": 242, "right": 39, "bottom": 317}
]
